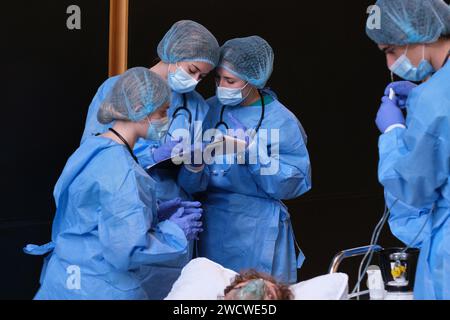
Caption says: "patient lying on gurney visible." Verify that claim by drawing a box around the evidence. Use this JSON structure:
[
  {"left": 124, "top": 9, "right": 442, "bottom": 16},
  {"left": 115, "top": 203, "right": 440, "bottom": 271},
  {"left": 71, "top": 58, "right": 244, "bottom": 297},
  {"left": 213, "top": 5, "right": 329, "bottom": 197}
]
[
  {"left": 222, "top": 270, "right": 293, "bottom": 300},
  {"left": 165, "top": 258, "right": 349, "bottom": 300}
]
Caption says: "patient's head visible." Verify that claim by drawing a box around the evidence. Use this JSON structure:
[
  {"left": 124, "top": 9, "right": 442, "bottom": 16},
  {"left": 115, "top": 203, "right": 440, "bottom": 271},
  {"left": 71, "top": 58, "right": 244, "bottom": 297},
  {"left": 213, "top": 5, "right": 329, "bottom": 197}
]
[{"left": 223, "top": 270, "right": 293, "bottom": 300}]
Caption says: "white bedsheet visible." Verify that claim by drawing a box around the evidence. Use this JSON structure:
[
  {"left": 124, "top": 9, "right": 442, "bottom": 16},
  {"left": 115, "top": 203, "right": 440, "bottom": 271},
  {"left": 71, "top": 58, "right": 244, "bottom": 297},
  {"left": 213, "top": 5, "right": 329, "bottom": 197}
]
[{"left": 165, "top": 258, "right": 348, "bottom": 300}]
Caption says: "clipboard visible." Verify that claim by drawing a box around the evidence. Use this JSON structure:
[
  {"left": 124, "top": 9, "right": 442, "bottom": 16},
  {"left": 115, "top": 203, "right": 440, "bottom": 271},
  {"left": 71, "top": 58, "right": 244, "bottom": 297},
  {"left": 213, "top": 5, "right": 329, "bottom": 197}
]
[{"left": 146, "top": 135, "right": 247, "bottom": 172}]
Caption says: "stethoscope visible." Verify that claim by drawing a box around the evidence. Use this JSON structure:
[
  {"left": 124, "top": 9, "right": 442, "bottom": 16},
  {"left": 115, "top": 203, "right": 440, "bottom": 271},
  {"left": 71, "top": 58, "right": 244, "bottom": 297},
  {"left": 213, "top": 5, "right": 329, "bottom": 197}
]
[
  {"left": 210, "top": 90, "right": 266, "bottom": 177},
  {"left": 164, "top": 94, "right": 192, "bottom": 143},
  {"left": 214, "top": 89, "right": 266, "bottom": 134},
  {"left": 107, "top": 128, "right": 139, "bottom": 164}
]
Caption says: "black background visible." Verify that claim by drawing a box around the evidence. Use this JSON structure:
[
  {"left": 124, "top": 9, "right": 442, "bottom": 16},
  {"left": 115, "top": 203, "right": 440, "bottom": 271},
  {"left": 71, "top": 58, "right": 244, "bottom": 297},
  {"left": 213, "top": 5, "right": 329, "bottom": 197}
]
[{"left": 5, "top": 0, "right": 441, "bottom": 299}]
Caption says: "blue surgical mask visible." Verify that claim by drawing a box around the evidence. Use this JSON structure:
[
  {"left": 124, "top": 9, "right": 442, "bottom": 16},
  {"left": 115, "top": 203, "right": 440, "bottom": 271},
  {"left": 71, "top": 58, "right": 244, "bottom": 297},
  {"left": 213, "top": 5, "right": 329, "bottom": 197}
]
[
  {"left": 389, "top": 45, "right": 435, "bottom": 82},
  {"left": 217, "top": 82, "right": 250, "bottom": 106},
  {"left": 168, "top": 63, "right": 199, "bottom": 94},
  {"left": 146, "top": 117, "right": 170, "bottom": 141}
]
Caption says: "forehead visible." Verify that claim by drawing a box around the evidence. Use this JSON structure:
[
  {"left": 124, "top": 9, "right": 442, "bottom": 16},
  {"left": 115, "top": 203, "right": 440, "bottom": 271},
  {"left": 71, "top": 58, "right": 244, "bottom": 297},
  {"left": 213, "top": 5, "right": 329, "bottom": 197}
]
[
  {"left": 187, "top": 61, "right": 214, "bottom": 73},
  {"left": 216, "top": 67, "right": 242, "bottom": 80}
]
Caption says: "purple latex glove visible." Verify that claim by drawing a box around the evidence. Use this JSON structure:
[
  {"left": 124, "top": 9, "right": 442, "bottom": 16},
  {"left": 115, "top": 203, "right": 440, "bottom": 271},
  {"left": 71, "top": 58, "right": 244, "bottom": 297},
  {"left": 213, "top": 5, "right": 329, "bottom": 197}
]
[
  {"left": 152, "top": 138, "right": 182, "bottom": 163},
  {"left": 375, "top": 96, "right": 406, "bottom": 133},
  {"left": 158, "top": 198, "right": 203, "bottom": 221},
  {"left": 227, "top": 112, "right": 251, "bottom": 147},
  {"left": 181, "top": 200, "right": 203, "bottom": 216},
  {"left": 384, "top": 81, "right": 418, "bottom": 109},
  {"left": 157, "top": 197, "right": 182, "bottom": 221},
  {"left": 169, "top": 208, "right": 203, "bottom": 241}
]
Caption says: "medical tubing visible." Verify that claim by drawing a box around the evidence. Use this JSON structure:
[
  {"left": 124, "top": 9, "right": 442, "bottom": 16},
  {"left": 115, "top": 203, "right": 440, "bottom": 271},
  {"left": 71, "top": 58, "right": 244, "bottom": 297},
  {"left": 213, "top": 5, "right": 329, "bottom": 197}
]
[
  {"left": 353, "top": 206, "right": 390, "bottom": 297},
  {"left": 352, "top": 199, "right": 399, "bottom": 297}
]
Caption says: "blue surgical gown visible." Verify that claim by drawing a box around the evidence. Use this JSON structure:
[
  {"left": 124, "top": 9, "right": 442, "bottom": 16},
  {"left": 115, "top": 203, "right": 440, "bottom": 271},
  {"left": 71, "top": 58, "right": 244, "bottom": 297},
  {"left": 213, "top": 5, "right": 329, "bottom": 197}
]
[
  {"left": 79, "top": 75, "right": 210, "bottom": 295},
  {"left": 378, "top": 61, "right": 450, "bottom": 299},
  {"left": 24, "top": 136, "right": 188, "bottom": 299},
  {"left": 178, "top": 92, "right": 312, "bottom": 284}
]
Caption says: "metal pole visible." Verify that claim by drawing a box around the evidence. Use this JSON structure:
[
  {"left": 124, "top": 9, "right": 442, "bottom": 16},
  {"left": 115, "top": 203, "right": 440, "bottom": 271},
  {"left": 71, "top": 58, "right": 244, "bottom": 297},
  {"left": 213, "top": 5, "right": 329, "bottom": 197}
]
[{"left": 108, "top": 0, "right": 129, "bottom": 77}]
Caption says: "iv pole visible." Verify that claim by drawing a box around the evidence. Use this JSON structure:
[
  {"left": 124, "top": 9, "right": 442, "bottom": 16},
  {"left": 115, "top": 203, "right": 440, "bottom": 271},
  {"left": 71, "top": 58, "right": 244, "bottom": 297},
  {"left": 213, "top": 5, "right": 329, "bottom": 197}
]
[{"left": 108, "top": 0, "right": 129, "bottom": 77}]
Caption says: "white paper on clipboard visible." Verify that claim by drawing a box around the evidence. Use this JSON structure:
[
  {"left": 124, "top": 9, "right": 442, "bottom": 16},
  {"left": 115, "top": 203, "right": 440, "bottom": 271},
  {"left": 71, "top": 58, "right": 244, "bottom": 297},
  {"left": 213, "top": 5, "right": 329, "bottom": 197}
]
[
  {"left": 146, "top": 135, "right": 247, "bottom": 171},
  {"left": 204, "top": 134, "right": 247, "bottom": 157}
]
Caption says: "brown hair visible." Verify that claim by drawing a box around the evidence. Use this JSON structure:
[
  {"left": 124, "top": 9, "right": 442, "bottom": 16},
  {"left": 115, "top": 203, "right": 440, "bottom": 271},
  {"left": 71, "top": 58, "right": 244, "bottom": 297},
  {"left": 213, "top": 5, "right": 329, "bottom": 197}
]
[{"left": 224, "top": 269, "right": 293, "bottom": 300}]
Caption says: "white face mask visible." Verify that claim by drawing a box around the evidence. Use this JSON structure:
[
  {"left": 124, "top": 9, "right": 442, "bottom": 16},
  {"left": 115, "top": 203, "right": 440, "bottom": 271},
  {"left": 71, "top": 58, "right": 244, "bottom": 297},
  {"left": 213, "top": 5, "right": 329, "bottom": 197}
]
[
  {"left": 216, "top": 82, "right": 250, "bottom": 106},
  {"left": 167, "top": 63, "right": 199, "bottom": 94}
]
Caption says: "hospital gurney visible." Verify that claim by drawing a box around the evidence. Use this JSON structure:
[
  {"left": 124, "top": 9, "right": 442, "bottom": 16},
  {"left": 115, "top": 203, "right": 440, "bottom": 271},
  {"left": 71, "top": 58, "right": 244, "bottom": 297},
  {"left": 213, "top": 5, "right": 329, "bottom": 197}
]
[
  {"left": 329, "top": 245, "right": 417, "bottom": 300},
  {"left": 165, "top": 244, "right": 417, "bottom": 300}
]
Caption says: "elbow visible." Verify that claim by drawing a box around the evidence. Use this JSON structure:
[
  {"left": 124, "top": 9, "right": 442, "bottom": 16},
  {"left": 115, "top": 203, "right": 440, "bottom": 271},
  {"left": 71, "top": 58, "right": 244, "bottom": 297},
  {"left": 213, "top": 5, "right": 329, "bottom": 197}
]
[
  {"left": 280, "top": 167, "right": 312, "bottom": 199},
  {"left": 287, "top": 176, "right": 312, "bottom": 199},
  {"left": 266, "top": 175, "right": 312, "bottom": 200}
]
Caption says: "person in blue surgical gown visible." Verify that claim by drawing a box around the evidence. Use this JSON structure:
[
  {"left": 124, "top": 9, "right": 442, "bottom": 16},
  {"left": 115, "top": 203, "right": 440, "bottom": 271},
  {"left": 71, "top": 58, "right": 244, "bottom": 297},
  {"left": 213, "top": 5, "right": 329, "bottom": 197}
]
[
  {"left": 79, "top": 20, "right": 219, "bottom": 297},
  {"left": 81, "top": 20, "right": 220, "bottom": 202},
  {"left": 366, "top": 0, "right": 450, "bottom": 299},
  {"left": 178, "top": 36, "right": 312, "bottom": 284},
  {"left": 24, "top": 68, "right": 203, "bottom": 300}
]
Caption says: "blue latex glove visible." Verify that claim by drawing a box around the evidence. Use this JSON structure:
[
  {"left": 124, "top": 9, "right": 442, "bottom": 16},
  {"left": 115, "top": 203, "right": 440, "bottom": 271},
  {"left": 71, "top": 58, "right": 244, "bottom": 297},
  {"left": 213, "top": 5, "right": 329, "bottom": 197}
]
[
  {"left": 152, "top": 139, "right": 182, "bottom": 163},
  {"left": 157, "top": 197, "right": 182, "bottom": 221},
  {"left": 384, "top": 81, "right": 418, "bottom": 109},
  {"left": 169, "top": 208, "right": 203, "bottom": 241},
  {"left": 376, "top": 96, "right": 406, "bottom": 133},
  {"left": 227, "top": 112, "right": 250, "bottom": 147}
]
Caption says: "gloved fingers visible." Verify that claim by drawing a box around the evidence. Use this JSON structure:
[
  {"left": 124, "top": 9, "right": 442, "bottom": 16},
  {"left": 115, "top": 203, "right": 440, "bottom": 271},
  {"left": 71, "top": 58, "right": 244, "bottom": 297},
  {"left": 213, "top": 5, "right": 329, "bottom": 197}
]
[
  {"left": 185, "top": 213, "right": 202, "bottom": 221},
  {"left": 384, "top": 95, "right": 407, "bottom": 110},
  {"left": 169, "top": 197, "right": 183, "bottom": 205},
  {"left": 384, "top": 82, "right": 398, "bottom": 96},
  {"left": 158, "top": 198, "right": 182, "bottom": 211},
  {"left": 381, "top": 96, "right": 398, "bottom": 107},
  {"left": 384, "top": 81, "right": 417, "bottom": 97},
  {"left": 384, "top": 93, "right": 405, "bottom": 110},
  {"left": 187, "top": 233, "right": 203, "bottom": 241},
  {"left": 184, "top": 221, "right": 202, "bottom": 229},
  {"left": 183, "top": 208, "right": 203, "bottom": 216},
  {"left": 172, "top": 207, "right": 185, "bottom": 218},
  {"left": 192, "top": 221, "right": 203, "bottom": 228},
  {"left": 181, "top": 201, "right": 202, "bottom": 208},
  {"left": 178, "top": 214, "right": 202, "bottom": 226},
  {"left": 186, "top": 228, "right": 200, "bottom": 237}
]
